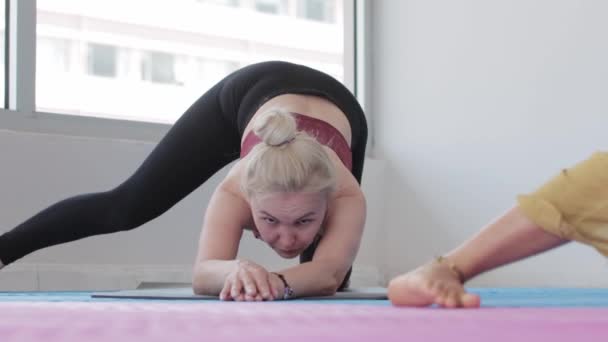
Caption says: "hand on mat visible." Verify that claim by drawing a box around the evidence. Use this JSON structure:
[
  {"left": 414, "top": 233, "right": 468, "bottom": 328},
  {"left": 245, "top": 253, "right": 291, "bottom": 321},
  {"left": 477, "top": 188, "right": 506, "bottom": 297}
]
[
  {"left": 220, "top": 259, "right": 281, "bottom": 301},
  {"left": 388, "top": 259, "right": 480, "bottom": 308}
]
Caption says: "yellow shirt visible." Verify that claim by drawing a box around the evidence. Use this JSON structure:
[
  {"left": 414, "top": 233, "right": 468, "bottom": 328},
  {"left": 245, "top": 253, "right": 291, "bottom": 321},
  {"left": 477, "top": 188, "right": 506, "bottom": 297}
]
[{"left": 517, "top": 152, "right": 608, "bottom": 256}]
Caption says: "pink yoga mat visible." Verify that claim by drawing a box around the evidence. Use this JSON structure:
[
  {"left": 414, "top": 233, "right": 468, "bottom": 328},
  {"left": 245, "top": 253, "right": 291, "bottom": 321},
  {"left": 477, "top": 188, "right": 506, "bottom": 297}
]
[{"left": 0, "top": 302, "right": 606, "bottom": 341}]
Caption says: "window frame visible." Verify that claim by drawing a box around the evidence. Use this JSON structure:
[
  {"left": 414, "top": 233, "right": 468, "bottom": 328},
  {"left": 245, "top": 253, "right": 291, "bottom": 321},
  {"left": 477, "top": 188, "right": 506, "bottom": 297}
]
[{"left": 1, "top": 0, "right": 368, "bottom": 145}]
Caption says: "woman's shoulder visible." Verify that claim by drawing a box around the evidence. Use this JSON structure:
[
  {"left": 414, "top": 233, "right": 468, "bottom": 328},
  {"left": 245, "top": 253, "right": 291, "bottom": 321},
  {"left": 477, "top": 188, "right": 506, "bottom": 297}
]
[
  {"left": 218, "top": 160, "right": 249, "bottom": 200},
  {"left": 213, "top": 161, "right": 254, "bottom": 228},
  {"left": 327, "top": 149, "right": 364, "bottom": 200}
]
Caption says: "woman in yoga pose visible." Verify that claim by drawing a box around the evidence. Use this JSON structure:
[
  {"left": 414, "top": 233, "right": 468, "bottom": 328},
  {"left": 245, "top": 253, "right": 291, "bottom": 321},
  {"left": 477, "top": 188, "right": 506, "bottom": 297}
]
[{"left": 0, "top": 61, "right": 368, "bottom": 301}]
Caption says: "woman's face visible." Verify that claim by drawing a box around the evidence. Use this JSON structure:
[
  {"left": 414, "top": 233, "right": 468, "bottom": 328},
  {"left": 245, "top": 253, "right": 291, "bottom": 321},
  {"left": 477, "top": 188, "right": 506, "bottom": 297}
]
[{"left": 249, "top": 191, "right": 328, "bottom": 259}]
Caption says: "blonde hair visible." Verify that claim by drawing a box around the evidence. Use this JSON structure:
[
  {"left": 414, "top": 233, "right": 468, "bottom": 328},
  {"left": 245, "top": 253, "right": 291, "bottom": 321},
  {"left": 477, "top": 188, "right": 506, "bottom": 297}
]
[{"left": 242, "top": 108, "right": 336, "bottom": 197}]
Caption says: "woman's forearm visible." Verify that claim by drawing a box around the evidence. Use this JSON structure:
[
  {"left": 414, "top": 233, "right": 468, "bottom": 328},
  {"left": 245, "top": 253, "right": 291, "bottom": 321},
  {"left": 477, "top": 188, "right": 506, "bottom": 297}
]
[
  {"left": 447, "top": 205, "right": 569, "bottom": 281},
  {"left": 192, "top": 259, "right": 238, "bottom": 295},
  {"left": 277, "top": 260, "right": 345, "bottom": 298}
]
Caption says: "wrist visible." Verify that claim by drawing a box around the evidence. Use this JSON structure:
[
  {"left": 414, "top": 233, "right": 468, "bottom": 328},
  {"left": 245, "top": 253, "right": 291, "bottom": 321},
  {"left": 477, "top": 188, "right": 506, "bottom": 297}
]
[
  {"left": 234, "top": 258, "right": 255, "bottom": 271},
  {"left": 271, "top": 272, "right": 295, "bottom": 300}
]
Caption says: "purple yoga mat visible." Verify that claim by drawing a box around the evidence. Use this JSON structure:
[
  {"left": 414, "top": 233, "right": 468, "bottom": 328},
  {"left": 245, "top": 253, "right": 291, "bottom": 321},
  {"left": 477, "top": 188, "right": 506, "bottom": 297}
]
[{"left": 0, "top": 302, "right": 606, "bottom": 341}]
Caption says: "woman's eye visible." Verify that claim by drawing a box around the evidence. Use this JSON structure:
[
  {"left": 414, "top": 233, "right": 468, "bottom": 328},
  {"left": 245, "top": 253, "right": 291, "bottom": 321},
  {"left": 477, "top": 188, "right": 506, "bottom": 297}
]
[
  {"left": 263, "top": 217, "right": 276, "bottom": 224},
  {"left": 296, "top": 219, "right": 312, "bottom": 226}
]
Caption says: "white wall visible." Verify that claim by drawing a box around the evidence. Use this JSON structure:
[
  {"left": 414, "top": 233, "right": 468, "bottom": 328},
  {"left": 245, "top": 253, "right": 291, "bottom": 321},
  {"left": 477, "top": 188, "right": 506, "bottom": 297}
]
[
  {"left": 371, "top": 0, "right": 608, "bottom": 286},
  {"left": 0, "top": 127, "right": 385, "bottom": 290}
]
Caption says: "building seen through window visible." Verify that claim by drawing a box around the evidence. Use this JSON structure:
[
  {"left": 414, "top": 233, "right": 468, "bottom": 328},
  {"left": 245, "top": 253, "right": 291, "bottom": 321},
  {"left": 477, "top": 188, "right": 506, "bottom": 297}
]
[{"left": 35, "top": 0, "right": 344, "bottom": 123}]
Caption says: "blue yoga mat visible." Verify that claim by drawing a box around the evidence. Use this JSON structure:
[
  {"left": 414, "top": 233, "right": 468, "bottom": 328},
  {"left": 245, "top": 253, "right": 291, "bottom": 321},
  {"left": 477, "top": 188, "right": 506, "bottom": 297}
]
[
  {"left": 1, "top": 288, "right": 608, "bottom": 307},
  {"left": 92, "top": 286, "right": 388, "bottom": 301}
]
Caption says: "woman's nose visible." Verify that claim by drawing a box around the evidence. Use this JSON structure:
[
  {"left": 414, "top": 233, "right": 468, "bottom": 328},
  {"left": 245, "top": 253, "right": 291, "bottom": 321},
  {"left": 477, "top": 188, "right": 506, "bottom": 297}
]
[{"left": 279, "top": 231, "right": 296, "bottom": 248}]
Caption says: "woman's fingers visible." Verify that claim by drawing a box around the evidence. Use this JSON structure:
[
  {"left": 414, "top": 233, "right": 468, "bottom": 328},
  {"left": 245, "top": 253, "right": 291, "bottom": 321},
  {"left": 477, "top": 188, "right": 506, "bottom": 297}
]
[
  {"left": 236, "top": 268, "right": 270, "bottom": 301},
  {"left": 239, "top": 269, "right": 258, "bottom": 296},
  {"left": 241, "top": 263, "right": 276, "bottom": 301},
  {"left": 250, "top": 270, "right": 273, "bottom": 300},
  {"left": 220, "top": 278, "right": 233, "bottom": 301},
  {"left": 231, "top": 273, "right": 245, "bottom": 299},
  {"left": 221, "top": 261, "right": 280, "bottom": 302}
]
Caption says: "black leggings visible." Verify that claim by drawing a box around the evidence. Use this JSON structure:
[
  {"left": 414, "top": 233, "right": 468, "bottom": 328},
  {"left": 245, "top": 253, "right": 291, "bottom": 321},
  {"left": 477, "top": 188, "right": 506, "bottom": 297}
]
[{"left": 0, "top": 61, "right": 367, "bottom": 288}]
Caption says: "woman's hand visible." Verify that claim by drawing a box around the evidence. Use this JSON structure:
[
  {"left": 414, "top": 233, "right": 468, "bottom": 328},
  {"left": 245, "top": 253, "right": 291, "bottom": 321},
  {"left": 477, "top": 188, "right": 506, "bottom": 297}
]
[{"left": 219, "top": 259, "right": 283, "bottom": 301}]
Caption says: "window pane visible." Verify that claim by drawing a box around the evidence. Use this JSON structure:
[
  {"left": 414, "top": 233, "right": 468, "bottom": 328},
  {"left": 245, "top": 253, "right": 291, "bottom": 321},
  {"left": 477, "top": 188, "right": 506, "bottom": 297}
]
[
  {"left": 141, "top": 51, "right": 176, "bottom": 84},
  {"left": 87, "top": 43, "right": 117, "bottom": 77},
  {"left": 298, "top": 0, "right": 335, "bottom": 23},
  {"left": 36, "top": 0, "right": 345, "bottom": 123},
  {"left": 255, "top": 0, "right": 288, "bottom": 15}
]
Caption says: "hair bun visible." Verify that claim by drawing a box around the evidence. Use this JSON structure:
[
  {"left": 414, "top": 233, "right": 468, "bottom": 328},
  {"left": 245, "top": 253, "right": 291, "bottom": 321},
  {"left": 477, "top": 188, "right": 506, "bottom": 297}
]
[
  {"left": 253, "top": 108, "right": 297, "bottom": 147},
  {"left": 243, "top": 109, "right": 336, "bottom": 196}
]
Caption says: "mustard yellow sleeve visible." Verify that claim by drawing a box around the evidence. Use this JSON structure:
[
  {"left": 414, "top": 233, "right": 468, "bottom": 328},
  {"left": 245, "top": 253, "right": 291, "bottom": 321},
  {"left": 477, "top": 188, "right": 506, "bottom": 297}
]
[
  {"left": 516, "top": 194, "right": 564, "bottom": 237},
  {"left": 516, "top": 152, "right": 608, "bottom": 255}
]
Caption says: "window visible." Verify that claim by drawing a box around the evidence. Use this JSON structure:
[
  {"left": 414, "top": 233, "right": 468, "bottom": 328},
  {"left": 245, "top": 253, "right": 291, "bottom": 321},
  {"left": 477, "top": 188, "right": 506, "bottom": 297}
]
[
  {"left": 254, "top": 0, "right": 288, "bottom": 15},
  {"left": 35, "top": 0, "right": 347, "bottom": 124},
  {"left": 87, "top": 43, "right": 118, "bottom": 78},
  {"left": 298, "top": 0, "right": 335, "bottom": 23},
  {"left": 141, "top": 51, "right": 177, "bottom": 85}
]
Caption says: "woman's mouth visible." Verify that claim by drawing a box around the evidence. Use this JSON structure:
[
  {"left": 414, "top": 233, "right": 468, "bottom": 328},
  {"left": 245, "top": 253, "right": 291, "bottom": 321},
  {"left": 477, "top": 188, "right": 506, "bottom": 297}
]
[{"left": 278, "top": 248, "right": 300, "bottom": 256}]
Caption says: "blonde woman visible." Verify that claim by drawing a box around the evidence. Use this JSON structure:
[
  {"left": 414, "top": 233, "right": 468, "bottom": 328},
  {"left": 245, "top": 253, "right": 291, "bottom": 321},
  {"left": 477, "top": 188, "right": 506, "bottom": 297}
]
[
  {"left": 388, "top": 153, "right": 608, "bottom": 308},
  {"left": 0, "top": 61, "right": 368, "bottom": 301}
]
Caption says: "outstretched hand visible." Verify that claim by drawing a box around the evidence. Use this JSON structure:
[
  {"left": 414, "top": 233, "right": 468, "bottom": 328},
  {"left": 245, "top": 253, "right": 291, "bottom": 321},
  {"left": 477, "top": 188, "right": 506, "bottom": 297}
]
[{"left": 219, "top": 259, "right": 284, "bottom": 301}]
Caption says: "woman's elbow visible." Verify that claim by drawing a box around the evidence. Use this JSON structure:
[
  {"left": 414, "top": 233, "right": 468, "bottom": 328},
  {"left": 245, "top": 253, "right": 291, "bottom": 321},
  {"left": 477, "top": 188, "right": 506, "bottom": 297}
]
[
  {"left": 191, "top": 265, "right": 216, "bottom": 296},
  {"left": 191, "top": 279, "right": 206, "bottom": 296},
  {"left": 191, "top": 270, "right": 205, "bottom": 295},
  {"left": 319, "top": 273, "right": 344, "bottom": 296}
]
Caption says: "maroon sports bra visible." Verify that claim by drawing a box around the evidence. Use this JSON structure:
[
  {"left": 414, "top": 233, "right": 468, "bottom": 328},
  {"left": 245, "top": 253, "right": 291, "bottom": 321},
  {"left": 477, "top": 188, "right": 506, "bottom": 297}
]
[{"left": 240, "top": 113, "right": 352, "bottom": 170}]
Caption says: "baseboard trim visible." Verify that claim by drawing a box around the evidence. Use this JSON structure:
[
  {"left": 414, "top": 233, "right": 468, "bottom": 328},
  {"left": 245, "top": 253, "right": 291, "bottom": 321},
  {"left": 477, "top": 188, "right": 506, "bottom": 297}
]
[{"left": 0, "top": 263, "right": 383, "bottom": 291}]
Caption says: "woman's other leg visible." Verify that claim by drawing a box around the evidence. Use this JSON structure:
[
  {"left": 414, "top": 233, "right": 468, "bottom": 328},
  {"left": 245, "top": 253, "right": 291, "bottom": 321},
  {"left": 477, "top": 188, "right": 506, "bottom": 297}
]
[{"left": 0, "top": 82, "right": 241, "bottom": 265}]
